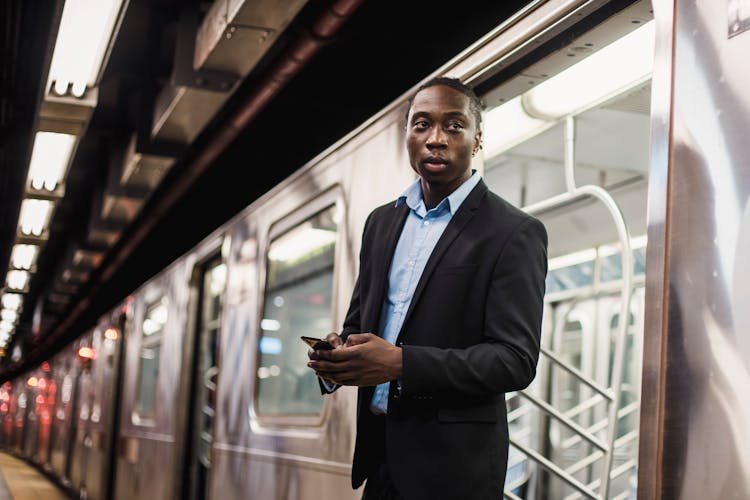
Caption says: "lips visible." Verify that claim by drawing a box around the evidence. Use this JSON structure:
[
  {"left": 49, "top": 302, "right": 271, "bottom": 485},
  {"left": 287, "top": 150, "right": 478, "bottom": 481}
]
[{"left": 421, "top": 156, "right": 448, "bottom": 170}]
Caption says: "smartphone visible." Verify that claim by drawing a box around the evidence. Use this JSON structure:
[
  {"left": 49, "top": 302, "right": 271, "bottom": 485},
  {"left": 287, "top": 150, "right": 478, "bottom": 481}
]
[{"left": 300, "top": 336, "right": 334, "bottom": 350}]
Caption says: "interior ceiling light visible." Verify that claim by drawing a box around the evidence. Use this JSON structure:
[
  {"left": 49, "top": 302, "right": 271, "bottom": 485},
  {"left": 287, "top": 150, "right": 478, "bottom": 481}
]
[
  {"left": 19, "top": 199, "right": 54, "bottom": 236},
  {"left": 10, "top": 244, "right": 38, "bottom": 270},
  {"left": 1, "top": 294, "right": 22, "bottom": 311},
  {"left": 47, "top": 0, "right": 126, "bottom": 95},
  {"left": 6, "top": 270, "right": 30, "bottom": 291},
  {"left": 27, "top": 132, "right": 76, "bottom": 191},
  {"left": 483, "top": 96, "right": 554, "bottom": 158},
  {"left": 523, "top": 21, "right": 654, "bottom": 119},
  {"left": 483, "top": 21, "right": 654, "bottom": 157}
]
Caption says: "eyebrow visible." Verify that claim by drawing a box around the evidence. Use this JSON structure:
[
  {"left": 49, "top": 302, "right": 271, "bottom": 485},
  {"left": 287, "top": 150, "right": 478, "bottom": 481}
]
[{"left": 410, "top": 110, "right": 469, "bottom": 121}]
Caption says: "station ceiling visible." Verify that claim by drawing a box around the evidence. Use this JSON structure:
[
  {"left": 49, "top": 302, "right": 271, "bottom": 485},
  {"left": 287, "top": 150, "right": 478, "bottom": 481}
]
[{"left": 0, "top": 0, "right": 531, "bottom": 379}]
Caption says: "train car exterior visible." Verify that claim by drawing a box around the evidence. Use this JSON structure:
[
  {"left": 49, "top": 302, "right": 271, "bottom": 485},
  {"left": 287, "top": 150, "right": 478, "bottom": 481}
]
[{"left": 2, "top": 0, "right": 749, "bottom": 498}]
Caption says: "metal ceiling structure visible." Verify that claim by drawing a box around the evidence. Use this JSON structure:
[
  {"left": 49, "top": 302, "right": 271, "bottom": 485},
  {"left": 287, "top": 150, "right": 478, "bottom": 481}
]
[{"left": 0, "top": 0, "right": 532, "bottom": 380}]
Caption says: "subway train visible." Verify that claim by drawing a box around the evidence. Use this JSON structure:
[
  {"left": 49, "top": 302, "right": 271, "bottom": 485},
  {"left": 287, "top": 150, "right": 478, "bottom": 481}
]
[{"left": 2, "top": 0, "right": 749, "bottom": 499}]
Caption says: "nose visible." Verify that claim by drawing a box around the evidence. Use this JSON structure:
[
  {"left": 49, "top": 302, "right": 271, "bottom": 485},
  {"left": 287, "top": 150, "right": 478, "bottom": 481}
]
[{"left": 426, "top": 125, "right": 447, "bottom": 148}]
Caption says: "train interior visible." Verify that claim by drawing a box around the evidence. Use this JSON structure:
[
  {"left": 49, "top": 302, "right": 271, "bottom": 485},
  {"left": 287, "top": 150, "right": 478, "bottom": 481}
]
[
  {"left": 0, "top": 1, "right": 658, "bottom": 499},
  {"left": 479, "top": 2, "right": 652, "bottom": 498}
]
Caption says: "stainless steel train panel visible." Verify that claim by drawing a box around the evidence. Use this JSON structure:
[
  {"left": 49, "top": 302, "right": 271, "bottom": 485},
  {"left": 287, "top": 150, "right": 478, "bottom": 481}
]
[
  {"left": 48, "top": 346, "right": 79, "bottom": 480},
  {"left": 114, "top": 261, "right": 191, "bottom": 500},
  {"left": 115, "top": 437, "right": 176, "bottom": 499},
  {"left": 82, "top": 316, "right": 121, "bottom": 499},
  {"left": 639, "top": 0, "right": 750, "bottom": 498},
  {"left": 70, "top": 329, "right": 95, "bottom": 490},
  {"left": 65, "top": 304, "right": 126, "bottom": 500}
]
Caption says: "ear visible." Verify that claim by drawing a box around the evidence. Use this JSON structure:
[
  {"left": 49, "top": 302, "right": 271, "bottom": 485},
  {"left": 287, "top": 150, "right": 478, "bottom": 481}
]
[{"left": 473, "top": 131, "right": 482, "bottom": 155}]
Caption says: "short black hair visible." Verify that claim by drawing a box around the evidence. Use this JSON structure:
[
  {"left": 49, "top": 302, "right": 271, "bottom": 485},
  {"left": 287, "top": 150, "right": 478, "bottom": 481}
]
[{"left": 407, "top": 76, "right": 483, "bottom": 130}]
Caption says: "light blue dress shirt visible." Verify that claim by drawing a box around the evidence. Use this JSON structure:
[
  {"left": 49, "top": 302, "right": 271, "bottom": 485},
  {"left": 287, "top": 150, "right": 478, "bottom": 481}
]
[{"left": 370, "top": 171, "right": 481, "bottom": 414}]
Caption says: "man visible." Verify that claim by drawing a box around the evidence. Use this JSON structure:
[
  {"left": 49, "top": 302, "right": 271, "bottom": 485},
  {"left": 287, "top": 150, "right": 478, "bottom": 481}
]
[{"left": 308, "top": 77, "right": 547, "bottom": 500}]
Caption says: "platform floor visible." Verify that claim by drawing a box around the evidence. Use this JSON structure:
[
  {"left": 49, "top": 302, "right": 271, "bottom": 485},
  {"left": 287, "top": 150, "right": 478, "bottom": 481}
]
[{"left": 0, "top": 453, "right": 67, "bottom": 500}]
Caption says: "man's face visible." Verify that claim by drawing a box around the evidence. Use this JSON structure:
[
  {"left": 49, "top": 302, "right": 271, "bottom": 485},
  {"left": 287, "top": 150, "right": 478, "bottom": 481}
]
[{"left": 406, "top": 85, "right": 481, "bottom": 190}]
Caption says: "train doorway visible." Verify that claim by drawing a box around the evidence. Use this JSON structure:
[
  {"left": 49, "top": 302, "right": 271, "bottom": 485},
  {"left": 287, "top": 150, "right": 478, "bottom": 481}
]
[
  {"left": 477, "top": 2, "right": 653, "bottom": 497},
  {"left": 182, "top": 257, "right": 227, "bottom": 500}
]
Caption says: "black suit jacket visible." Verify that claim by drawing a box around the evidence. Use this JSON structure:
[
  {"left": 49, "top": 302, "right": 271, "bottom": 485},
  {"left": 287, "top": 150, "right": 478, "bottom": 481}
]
[{"left": 337, "top": 180, "right": 547, "bottom": 500}]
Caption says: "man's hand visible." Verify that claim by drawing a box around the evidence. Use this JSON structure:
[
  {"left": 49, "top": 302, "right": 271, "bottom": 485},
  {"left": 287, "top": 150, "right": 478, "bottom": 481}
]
[
  {"left": 307, "top": 333, "right": 402, "bottom": 386},
  {"left": 307, "top": 332, "right": 343, "bottom": 359}
]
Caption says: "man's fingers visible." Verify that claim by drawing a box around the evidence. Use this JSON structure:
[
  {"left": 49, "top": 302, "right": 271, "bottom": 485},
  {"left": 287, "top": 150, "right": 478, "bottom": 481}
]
[
  {"left": 325, "top": 332, "right": 343, "bottom": 348},
  {"left": 309, "top": 359, "right": 350, "bottom": 373},
  {"left": 345, "top": 333, "right": 374, "bottom": 346},
  {"left": 314, "top": 345, "right": 360, "bottom": 362}
]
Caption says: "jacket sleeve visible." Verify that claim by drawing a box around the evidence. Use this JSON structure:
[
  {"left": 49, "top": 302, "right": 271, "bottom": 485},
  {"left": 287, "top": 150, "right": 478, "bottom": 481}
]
[
  {"left": 400, "top": 217, "right": 548, "bottom": 399},
  {"left": 318, "top": 211, "right": 373, "bottom": 394},
  {"left": 341, "top": 210, "right": 375, "bottom": 340}
]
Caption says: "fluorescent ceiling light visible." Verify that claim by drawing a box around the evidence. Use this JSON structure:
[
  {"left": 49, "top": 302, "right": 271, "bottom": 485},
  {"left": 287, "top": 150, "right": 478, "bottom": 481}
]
[
  {"left": 268, "top": 226, "right": 337, "bottom": 263},
  {"left": 11, "top": 244, "right": 39, "bottom": 270},
  {"left": 483, "top": 96, "right": 552, "bottom": 158},
  {"left": 0, "top": 310, "right": 17, "bottom": 324},
  {"left": 27, "top": 132, "right": 76, "bottom": 191},
  {"left": 48, "top": 0, "right": 126, "bottom": 93},
  {"left": 523, "top": 21, "right": 655, "bottom": 119},
  {"left": 7, "top": 270, "right": 30, "bottom": 291},
  {"left": 483, "top": 21, "right": 654, "bottom": 158},
  {"left": 19, "top": 199, "right": 54, "bottom": 236},
  {"left": 1, "top": 293, "right": 22, "bottom": 311}
]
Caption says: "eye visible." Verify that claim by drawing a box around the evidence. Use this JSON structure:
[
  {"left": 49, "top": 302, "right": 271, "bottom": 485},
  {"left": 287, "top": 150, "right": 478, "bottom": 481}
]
[
  {"left": 413, "top": 120, "right": 430, "bottom": 129},
  {"left": 447, "top": 121, "right": 464, "bottom": 131}
]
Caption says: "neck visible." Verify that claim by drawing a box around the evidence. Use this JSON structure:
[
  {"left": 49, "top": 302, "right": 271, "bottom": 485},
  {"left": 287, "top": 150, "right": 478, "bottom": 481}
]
[{"left": 420, "top": 173, "right": 471, "bottom": 209}]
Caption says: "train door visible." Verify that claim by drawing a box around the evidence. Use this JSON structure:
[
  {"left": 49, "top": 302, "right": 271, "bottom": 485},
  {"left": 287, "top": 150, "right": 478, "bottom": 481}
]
[
  {"left": 182, "top": 257, "right": 227, "bottom": 500},
  {"left": 474, "top": 2, "right": 654, "bottom": 497},
  {"left": 102, "top": 312, "right": 128, "bottom": 500},
  {"left": 49, "top": 356, "right": 77, "bottom": 478}
]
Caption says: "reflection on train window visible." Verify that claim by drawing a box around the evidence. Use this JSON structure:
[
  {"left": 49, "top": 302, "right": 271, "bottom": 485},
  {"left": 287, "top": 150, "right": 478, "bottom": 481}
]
[
  {"left": 256, "top": 205, "right": 338, "bottom": 416},
  {"left": 134, "top": 297, "right": 168, "bottom": 423}
]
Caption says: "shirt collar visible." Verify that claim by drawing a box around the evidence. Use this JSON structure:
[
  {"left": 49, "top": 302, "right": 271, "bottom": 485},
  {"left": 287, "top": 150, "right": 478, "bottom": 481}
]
[{"left": 395, "top": 170, "right": 481, "bottom": 215}]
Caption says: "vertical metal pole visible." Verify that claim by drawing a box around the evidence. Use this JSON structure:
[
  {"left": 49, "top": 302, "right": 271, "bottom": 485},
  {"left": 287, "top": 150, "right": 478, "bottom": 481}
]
[{"left": 564, "top": 116, "right": 577, "bottom": 193}]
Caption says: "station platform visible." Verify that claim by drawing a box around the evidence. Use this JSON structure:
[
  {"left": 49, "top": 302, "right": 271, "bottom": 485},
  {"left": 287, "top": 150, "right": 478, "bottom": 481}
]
[{"left": 0, "top": 453, "right": 67, "bottom": 500}]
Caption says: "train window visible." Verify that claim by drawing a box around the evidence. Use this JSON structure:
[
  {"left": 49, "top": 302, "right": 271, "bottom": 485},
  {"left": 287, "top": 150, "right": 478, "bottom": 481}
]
[
  {"left": 546, "top": 257, "right": 595, "bottom": 294},
  {"left": 256, "top": 205, "right": 338, "bottom": 416},
  {"left": 546, "top": 237, "right": 648, "bottom": 294},
  {"left": 134, "top": 297, "right": 168, "bottom": 423}
]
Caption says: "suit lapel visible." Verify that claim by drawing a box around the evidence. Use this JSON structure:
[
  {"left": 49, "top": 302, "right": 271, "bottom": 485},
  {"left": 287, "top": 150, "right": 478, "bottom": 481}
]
[
  {"left": 398, "top": 181, "right": 487, "bottom": 340},
  {"left": 367, "top": 203, "right": 409, "bottom": 331}
]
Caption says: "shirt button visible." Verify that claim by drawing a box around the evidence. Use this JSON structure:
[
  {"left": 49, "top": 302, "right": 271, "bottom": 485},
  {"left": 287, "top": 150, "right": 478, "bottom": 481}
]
[
  {"left": 408, "top": 260, "right": 415, "bottom": 266},
  {"left": 423, "top": 221, "right": 430, "bottom": 226}
]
